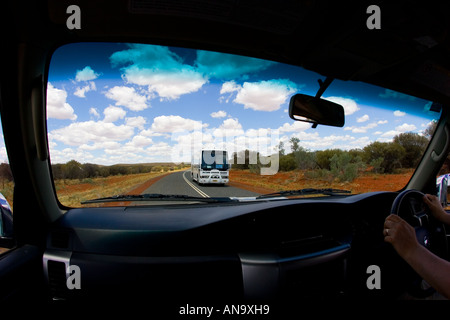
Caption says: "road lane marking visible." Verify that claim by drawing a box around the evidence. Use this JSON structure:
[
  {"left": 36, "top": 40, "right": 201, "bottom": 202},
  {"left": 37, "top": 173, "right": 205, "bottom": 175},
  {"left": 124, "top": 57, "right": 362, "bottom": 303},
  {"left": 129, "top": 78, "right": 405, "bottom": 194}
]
[{"left": 183, "top": 171, "right": 210, "bottom": 198}]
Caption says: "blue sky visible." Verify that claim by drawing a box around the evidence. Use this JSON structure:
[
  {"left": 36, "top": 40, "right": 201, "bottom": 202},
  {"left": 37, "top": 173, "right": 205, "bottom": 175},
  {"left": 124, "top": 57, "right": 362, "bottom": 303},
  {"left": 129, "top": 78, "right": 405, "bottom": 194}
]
[{"left": 44, "top": 43, "right": 439, "bottom": 166}]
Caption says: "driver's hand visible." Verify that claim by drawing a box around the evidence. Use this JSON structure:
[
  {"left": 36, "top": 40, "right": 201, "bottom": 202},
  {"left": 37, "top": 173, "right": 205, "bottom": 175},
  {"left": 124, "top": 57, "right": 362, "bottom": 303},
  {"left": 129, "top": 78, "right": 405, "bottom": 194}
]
[
  {"left": 423, "top": 194, "right": 450, "bottom": 225},
  {"left": 384, "top": 214, "right": 419, "bottom": 260}
]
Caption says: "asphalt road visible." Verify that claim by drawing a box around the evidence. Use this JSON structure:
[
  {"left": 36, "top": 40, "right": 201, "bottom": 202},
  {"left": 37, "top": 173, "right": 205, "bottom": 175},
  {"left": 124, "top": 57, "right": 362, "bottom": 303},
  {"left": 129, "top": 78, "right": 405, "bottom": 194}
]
[{"left": 141, "top": 170, "right": 260, "bottom": 198}]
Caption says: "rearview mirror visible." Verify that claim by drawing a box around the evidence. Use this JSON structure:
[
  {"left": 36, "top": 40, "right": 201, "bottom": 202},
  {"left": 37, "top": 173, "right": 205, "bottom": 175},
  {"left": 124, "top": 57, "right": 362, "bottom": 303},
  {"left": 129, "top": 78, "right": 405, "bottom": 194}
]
[{"left": 289, "top": 94, "right": 345, "bottom": 128}]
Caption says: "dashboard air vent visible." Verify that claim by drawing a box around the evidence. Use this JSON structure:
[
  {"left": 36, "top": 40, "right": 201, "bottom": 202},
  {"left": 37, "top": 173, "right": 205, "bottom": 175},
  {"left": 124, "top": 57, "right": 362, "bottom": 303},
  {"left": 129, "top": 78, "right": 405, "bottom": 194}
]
[{"left": 47, "top": 260, "right": 70, "bottom": 300}]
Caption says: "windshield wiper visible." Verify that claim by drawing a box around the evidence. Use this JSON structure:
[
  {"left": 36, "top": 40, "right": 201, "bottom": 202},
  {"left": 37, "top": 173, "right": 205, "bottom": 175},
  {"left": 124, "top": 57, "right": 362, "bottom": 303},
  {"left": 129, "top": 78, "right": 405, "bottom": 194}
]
[
  {"left": 81, "top": 193, "right": 237, "bottom": 204},
  {"left": 256, "top": 188, "right": 351, "bottom": 199}
]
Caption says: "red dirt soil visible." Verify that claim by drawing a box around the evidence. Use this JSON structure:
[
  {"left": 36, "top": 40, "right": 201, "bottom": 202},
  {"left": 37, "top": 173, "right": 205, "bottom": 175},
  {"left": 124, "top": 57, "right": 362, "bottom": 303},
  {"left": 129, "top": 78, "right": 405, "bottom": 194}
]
[{"left": 228, "top": 169, "right": 414, "bottom": 194}]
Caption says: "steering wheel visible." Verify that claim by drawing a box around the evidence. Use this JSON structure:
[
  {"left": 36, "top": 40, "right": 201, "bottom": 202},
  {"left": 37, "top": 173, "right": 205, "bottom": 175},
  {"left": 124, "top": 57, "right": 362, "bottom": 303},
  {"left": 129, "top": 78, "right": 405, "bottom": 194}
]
[{"left": 390, "top": 189, "right": 448, "bottom": 298}]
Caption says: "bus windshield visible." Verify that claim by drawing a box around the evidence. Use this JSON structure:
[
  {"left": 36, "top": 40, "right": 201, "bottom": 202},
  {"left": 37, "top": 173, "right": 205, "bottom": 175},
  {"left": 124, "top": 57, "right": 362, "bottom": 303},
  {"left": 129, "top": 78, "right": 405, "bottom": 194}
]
[{"left": 201, "top": 150, "right": 229, "bottom": 170}]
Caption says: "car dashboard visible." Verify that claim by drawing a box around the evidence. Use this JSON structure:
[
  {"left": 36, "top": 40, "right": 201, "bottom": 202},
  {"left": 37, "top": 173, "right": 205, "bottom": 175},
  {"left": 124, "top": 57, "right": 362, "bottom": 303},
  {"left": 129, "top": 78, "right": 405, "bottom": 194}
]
[{"left": 43, "top": 191, "right": 402, "bottom": 303}]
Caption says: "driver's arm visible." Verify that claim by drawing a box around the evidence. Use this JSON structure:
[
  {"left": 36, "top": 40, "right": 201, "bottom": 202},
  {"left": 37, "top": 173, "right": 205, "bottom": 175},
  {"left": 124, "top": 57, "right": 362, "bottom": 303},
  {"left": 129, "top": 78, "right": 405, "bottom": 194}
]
[
  {"left": 384, "top": 214, "right": 450, "bottom": 299},
  {"left": 423, "top": 194, "right": 450, "bottom": 225}
]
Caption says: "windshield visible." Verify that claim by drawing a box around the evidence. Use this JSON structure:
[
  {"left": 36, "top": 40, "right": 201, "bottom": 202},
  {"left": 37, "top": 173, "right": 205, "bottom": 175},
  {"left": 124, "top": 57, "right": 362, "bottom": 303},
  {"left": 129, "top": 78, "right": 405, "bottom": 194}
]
[
  {"left": 200, "top": 150, "right": 229, "bottom": 170},
  {"left": 47, "top": 42, "right": 440, "bottom": 207}
]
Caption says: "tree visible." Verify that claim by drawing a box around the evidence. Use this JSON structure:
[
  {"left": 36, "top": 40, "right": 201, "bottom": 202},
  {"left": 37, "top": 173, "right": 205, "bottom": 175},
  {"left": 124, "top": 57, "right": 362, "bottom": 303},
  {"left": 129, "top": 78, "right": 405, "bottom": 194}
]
[
  {"left": 290, "top": 137, "right": 300, "bottom": 153},
  {"left": 231, "top": 149, "right": 259, "bottom": 170},
  {"left": 363, "top": 142, "right": 405, "bottom": 173},
  {"left": 277, "top": 141, "right": 285, "bottom": 156},
  {"left": 0, "top": 163, "right": 13, "bottom": 188},
  {"left": 82, "top": 163, "right": 100, "bottom": 178},
  {"left": 63, "top": 160, "right": 84, "bottom": 180},
  {"left": 51, "top": 163, "right": 64, "bottom": 180},
  {"left": 393, "top": 132, "right": 428, "bottom": 168},
  {"left": 423, "top": 120, "right": 438, "bottom": 140}
]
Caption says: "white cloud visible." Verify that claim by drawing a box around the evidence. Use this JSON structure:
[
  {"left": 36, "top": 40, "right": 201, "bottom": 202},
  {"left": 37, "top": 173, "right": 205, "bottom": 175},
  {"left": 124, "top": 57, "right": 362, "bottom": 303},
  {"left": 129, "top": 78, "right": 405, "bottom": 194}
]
[
  {"left": 233, "top": 80, "right": 296, "bottom": 112},
  {"left": 74, "top": 81, "right": 96, "bottom": 98},
  {"left": 378, "top": 120, "right": 388, "bottom": 124},
  {"left": 126, "top": 135, "right": 153, "bottom": 148},
  {"left": 125, "top": 116, "right": 146, "bottom": 130},
  {"left": 46, "top": 83, "right": 77, "bottom": 120},
  {"left": 219, "top": 81, "right": 242, "bottom": 103},
  {"left": 220, "top": 81, "right": 241, "bottom": 94},
  {"left": 75, "top": 66, "right": 100, "bottom": 82},
  {"left": 105, "top": 86, "right": 150, "bottom": 111},
  {"left": 210, "top": 110, "right": 227, "bottom": 118},
  {"left": 350, "top": 136, "right": 371, "bottom": 148},
  {"left": 151, "top": 115, "right": 205, "bottom": 133},
  {"left": 344, "top": 122, "right": 378, "bottom": 133},
  {"left": 0, "top": 146, "right": 8, "bottom": 164},
  {"left": 213, "top": 118, "right": 244, "bottom": 137},
  {"left": 124, "top": 67, "right": 207, "bottom": 100},
  {"left": 145, "top": 142, "right": 172, "bottom": 156},
  {"left": 245, "top": 128, "right": 271, "bottom": 137},
  {"left": 357, "top": 114, "right": 369, "bottom": 123},
  {"left": 278, "top": 121, "right": 311, "bottom": 133},
  {"left": 173, "top": 130, "right": 214, "bottom": 147},
  {"left": 298, "top": 134, "right": 355, "bottom": 150},
  {"left": 379, "top": 123, "right": 416, "bottom": 139},
  {"left": 79, "top": 141, "right": 122, "bottom": 151},
  {"left": 103, "top": 106, "right": 126, "bottom": 123},
  {"left": 396, "top": 123, "right": 417, "bottom": 132},
  {"left": 323, "top": 96, "right": 359, "bottom": 115},
  {"left": 50, "top": 147, "right": 94, "bottom": 164},
  {"left": 394, "top": 110, "right": 406, "bottom": 117},
  {"left": 49, "top": 121, "right": 135, "bottom": 146},
  {"left": 422, "top": 120, "right": 434, "bottom": 128},
  {"left": 110, "top": 44, "right": 208, "bottom": 100},
  {"left": 380, "top": 130, "right": 399, "bottom": 139},
  {"left": 89, "top": 108, "right": 100, "bottom": 118}
]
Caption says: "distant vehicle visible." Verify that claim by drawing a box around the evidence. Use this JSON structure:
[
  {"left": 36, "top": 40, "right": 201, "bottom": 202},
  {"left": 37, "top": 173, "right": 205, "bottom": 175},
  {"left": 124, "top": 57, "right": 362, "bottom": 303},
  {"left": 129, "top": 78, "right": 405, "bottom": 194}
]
[
  {"left": 0, "top": 192, "right": 13, "bottom": 241},
  {"left": 191, "top": 150, "right": 229, "bottom": 185},
  {"left": 437, "top": 174, "right": 449, "bottom": 207}
]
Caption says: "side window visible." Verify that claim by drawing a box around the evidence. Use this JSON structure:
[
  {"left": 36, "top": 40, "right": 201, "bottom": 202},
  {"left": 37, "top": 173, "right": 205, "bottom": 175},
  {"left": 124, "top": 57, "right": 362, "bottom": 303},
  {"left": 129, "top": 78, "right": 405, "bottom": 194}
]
[{"left": 0, "top": 115, "right": 13, "bottom": 254}]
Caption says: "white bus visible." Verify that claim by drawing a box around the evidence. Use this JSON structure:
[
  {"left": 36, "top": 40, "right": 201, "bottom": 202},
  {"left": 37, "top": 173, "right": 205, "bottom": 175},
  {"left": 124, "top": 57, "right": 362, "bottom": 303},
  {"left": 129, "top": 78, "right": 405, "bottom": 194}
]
[{"left": 191, "top": 150, "right": 229, "bottom": 185}]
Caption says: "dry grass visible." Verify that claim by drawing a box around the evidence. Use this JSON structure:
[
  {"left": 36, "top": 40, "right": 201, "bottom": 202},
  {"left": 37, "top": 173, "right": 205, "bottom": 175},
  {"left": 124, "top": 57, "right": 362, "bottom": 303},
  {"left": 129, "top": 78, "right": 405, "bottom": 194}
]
[
  {"left": 0, "top": 170, "right": 182, "bottom": 210},
  {"left": 55, "top": 171, "right": 175, "bottom": 207},
  {"left": 0, "top": 168, "right": 418, "bottom": 210}
]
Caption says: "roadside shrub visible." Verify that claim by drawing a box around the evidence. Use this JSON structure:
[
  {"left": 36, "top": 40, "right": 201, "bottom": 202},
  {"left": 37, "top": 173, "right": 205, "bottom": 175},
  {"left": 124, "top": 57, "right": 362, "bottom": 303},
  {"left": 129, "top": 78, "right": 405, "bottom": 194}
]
[
  {"left": 316, "top": 149, "right": 344, "bottom": 170},
  {"left": 248, "top": 164, "right": 260, "bottom": 174},
  {"left": 80, "top": 178, "right": 95, "bottom": 184},
  {"left": 231, "top": 149, "right": 259, "bottom": 170},
  {"left": 279, "top": 154, "right": 297, "bottom": 171},
  {"left": 329, "top": 152, "right": 365, "bottom": 182},
  {"left": 293, "top": 148, "right": 317, "bottom": 170},
  {"left": 304, "top": 168, "right": 333, "bottom": 182},
  {"left": 370, "top": 157, "right": 384, "bottom": 174},
  {"left": 363, "top": 141, "right": 405, "bottom": 173}
]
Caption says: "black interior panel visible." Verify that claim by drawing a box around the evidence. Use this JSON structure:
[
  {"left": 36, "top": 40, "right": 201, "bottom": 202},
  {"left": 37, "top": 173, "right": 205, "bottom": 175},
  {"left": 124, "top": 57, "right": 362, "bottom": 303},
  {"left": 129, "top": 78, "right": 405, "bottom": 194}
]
[{"left": 44, "top": 192, "right": 400, "bottom": 302}]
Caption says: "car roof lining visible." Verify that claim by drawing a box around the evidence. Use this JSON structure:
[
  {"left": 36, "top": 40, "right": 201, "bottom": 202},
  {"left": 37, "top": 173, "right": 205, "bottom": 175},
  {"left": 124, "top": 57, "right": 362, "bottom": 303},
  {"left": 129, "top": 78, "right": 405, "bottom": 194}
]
[
  {"left": 42, "top": 0, "right": 450, "bottom": 105},
  {"left": 3, "top": 0, "right": 449, "bottom": 107}
]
